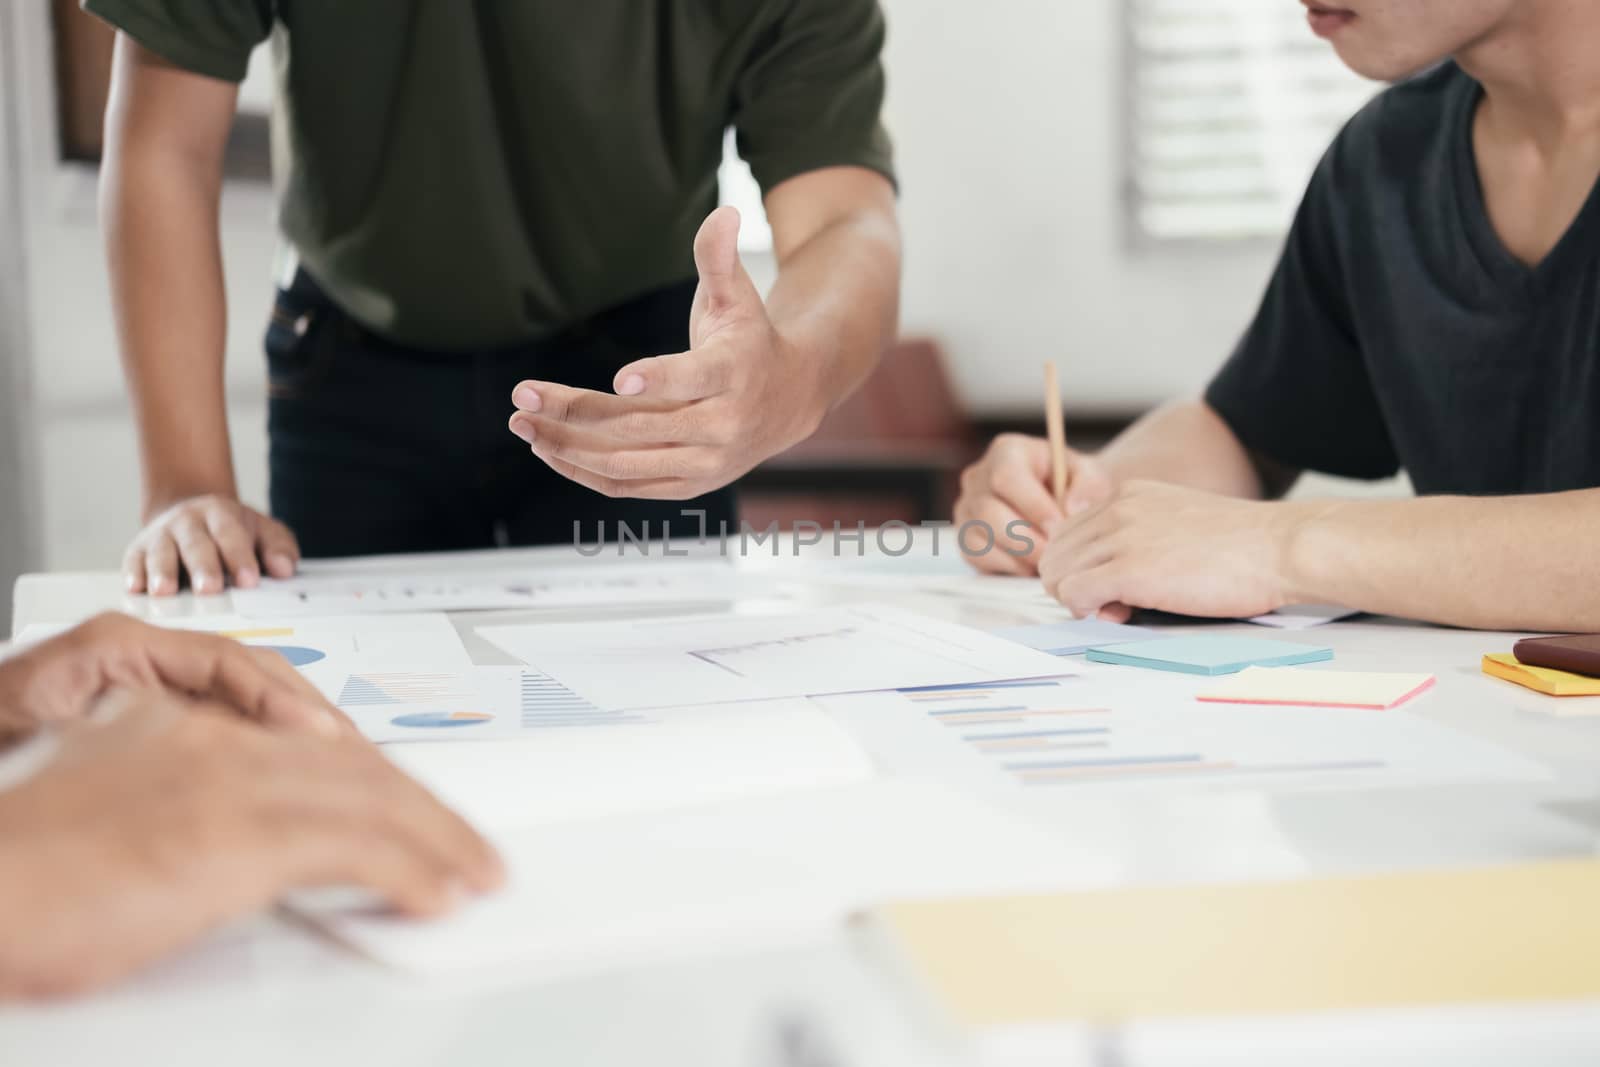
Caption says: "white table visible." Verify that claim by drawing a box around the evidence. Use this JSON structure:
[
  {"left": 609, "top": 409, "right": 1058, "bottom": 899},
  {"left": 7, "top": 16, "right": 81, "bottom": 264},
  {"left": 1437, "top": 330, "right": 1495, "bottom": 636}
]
[{"left": 7, "top": 537, "right": 1600, "bottom": 1066}]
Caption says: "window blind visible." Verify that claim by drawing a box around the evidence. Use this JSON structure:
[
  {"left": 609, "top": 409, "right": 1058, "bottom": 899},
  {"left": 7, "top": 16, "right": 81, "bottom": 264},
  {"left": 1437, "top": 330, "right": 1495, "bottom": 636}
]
[{"left": 1128, "top": 0, "right": 1380, "bottom": 240}]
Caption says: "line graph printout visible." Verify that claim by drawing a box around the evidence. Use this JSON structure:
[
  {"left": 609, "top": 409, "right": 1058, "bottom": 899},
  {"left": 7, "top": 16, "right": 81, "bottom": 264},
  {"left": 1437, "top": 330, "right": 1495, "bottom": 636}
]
[
  {"left": 817, "top": 671, "right": 1549, "bottom": 809},
  {"left": 231, "top": 559, "right": 740, "bottom": 617},
  {"left": 480, "top": 604, "right": 1072, "bottom": 711}
]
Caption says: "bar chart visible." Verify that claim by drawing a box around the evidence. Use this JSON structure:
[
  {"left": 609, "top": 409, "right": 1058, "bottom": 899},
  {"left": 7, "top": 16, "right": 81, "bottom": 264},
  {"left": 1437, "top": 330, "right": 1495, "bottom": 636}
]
[{"left": 900, "top": 679, "right": 1389, "bottom": 787}]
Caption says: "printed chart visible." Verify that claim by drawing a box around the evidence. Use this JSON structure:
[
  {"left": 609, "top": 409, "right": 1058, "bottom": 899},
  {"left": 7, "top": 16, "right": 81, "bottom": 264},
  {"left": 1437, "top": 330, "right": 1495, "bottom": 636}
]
[
  {"left": 898, "top": 680, "right": 1384, "bottom": 787},
  {"left": 480, "top": 603, "right": 1068, "bottom": 710},
  {"left": 332, "top": 668, "right": 656, "bottom": 743},
  {"left": 161, "top": 613, "right": 472, "bottom": 671},
  {"left": 820, "top": 672, "right": 1546, "bottom": 810},
  {"left": 339, "top": 673, "right": 481, "bottom": 707},
  {"left": 231, "top": 559, "right": 739, "bottom": 617},
  {"left": 214, "top": 625, "right": 330, "bottom": 668},
  {"left": 519, "top": 672, "right": 653, "bottom": 730},
  {"left": 391, "top": 712, "right": 496, "bottom": 730}
]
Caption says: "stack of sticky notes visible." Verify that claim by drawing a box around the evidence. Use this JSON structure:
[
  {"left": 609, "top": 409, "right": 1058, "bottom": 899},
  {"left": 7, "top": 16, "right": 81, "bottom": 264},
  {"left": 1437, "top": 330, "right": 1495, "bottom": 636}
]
[
  {"left": 876, "top": 858, "right": 1600, "bottom": 1026},
  {"left": 1086, "top": 635, "right": 1332, "bottom": 676},
  {"left": 1196, "top": 667, "right": 1435, "bottom": 710},
  {"left": 1482, "top": 654, "right": 1600, "bottom": 697}
]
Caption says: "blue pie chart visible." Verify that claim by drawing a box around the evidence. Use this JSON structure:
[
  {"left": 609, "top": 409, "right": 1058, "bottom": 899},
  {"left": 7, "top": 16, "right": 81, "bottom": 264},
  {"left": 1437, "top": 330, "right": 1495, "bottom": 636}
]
[{"left": 262, "top": 645, "right": 327, "bottom": 667}]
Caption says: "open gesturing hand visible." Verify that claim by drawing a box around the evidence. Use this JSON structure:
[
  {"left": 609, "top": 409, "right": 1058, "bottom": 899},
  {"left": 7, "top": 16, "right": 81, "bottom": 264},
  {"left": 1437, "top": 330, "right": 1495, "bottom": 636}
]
[{"left": 508, "top": 207, "right": 823, "bottom": 500}]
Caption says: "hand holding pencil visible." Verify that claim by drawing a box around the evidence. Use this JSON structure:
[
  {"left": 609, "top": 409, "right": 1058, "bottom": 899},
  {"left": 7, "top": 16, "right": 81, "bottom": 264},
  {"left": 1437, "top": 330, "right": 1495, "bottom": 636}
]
[
  {"left": 1044, "top": 362, "right": 1070, "bottom": 509},
  {"left": 952, "top": 363, "right": 1116, "bottom": 577}
]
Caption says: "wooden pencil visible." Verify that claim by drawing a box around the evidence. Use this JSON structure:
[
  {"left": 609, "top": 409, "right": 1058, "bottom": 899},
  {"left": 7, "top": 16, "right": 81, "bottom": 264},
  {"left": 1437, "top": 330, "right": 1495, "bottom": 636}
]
[{"left": 1044, "top": 362, "right": 1069, "bottom": 507}]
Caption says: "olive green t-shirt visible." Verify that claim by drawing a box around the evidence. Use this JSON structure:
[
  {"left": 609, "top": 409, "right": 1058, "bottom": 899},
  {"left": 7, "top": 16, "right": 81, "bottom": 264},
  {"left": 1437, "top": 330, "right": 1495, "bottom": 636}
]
[{"left": 83, "top": 0, "right": 896, "bottom": 350}]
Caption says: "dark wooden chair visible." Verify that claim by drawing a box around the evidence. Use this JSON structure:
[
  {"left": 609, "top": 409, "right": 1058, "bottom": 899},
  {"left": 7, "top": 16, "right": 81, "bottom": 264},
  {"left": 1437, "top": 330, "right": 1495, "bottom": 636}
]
[{"left": 738, "top": 338, "right": 980, "bottom": 530}]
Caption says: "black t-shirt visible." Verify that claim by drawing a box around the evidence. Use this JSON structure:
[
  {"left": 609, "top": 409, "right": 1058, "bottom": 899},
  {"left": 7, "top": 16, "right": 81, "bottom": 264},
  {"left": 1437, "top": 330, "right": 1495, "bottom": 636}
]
[{"left": 1205, "top": 62, "right": 1600, "bottom": 496}]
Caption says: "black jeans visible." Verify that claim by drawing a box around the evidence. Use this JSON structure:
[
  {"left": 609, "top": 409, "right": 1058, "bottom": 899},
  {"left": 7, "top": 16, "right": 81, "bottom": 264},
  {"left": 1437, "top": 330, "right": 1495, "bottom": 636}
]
[{"left": 264, "top": 271, "right": 736, "bottom": 559}]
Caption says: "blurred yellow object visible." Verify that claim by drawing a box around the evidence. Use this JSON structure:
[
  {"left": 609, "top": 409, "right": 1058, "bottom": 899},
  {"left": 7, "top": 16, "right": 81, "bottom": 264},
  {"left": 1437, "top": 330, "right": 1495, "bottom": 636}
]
[
  {"left": 877, "top": 859, "right": 1600, "bottom": 1025},
  {"left": 1483, "top": 653, "right": 1600, "bottom": 697}
]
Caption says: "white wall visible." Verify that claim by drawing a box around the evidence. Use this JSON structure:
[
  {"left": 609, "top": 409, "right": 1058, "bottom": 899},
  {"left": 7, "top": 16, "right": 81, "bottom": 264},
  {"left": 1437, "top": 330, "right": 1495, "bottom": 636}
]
[
  {"left": 880, "top": 0, "right": 1280, "bottom": 414},
  {"left": 18, "top": 1, "right": 1292, "bottom": 573},
  {"left": 1, "top": 1, "right": 45, "bottom": 623},
  {"left": 25, "top": 169, "right": 276, "bottom": 572}
]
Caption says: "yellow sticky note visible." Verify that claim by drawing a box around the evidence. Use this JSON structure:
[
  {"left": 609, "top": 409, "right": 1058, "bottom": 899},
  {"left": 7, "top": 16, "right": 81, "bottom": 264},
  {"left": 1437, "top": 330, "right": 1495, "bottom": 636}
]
[
  {"left": 1483, "top": 653, "right": 1600, "bottom": 697},
  {"left": 878, "top": 859, "right": 1600, "bottom": 1026},
  {"left": 1197, "top": 667, "right": 1435, "bottom": 709},
  {"left": 218, "top": 627, "right": 296, "bottom": 641}
]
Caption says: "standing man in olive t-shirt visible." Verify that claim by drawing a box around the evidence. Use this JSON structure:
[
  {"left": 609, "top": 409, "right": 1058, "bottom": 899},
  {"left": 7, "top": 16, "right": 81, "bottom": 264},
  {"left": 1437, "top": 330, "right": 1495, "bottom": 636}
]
[{"left": 88, "top": 2, "right": 901, "bottom": 596}]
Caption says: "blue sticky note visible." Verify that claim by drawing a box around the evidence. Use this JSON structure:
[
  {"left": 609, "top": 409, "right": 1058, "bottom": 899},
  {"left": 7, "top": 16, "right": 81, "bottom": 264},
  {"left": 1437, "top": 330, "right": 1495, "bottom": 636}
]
[
  {"left": 1085, "top": 635, "right": 1333, "bottom": 676},
  {"left": 991, "top": 619, "right": 1154, "bottom": 657}
]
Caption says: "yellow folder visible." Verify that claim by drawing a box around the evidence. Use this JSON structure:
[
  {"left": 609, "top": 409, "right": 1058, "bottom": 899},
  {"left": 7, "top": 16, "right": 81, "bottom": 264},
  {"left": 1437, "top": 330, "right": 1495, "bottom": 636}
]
[
  {"left": 877, "top": 859, "right": 1600, "bottom": 1025},
  {"left": 1482, "top": 653, "right": 1600, "bottom": 697}
]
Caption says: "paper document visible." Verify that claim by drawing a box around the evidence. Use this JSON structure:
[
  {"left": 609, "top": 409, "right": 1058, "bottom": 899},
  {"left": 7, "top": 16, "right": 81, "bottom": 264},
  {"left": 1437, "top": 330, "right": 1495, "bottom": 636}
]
[
  {"left": 231, "top": 558, "right": 740, "bottom": 617},
  {"left": 990, "top": 619, "right": 1152, "bottom": 656},
  {"left": 9, "top": 624, "right": 69, "bottom": 647},
  {"left": 903, "top": 577, "right": 1359, "bottom": 631},
  {"left": 19, "top": 613, "right": 470, "bottom": 673},
  {"left": 1248, "top": 604, "right": 1360, "bottom": 629},
  {"left": 876, "top": 858, "right": 1600, "bottom": 1024},
  {"left": 326, "top": 666, "right": 668, "bottom": 744},
  {"left": 791, "top": 566, "right": 1057, "bottom": 605},
  {"left": 1087, "top": 635, "right": 1333, "bottom": 676},
  {"left": 1197, "top": 667, "right": 1436, "bottom": 710},
  {"left": 918, "top": 574, "right": 1058, "bottom": 607},
  {"left": 817, "top": 668, "right": 1545, "bottom": 809},
  {"left": 479, "top": 603, "right": 1071, "bottom": 710},
  {"left": 385, "top": 697, "right": 874, "bottom": 835},
  {"left": 307, "top": 780, "right": 1107, "bottom": 976},
  {"left": 169, "top": 612, "right": 470, "bottom": 665}
]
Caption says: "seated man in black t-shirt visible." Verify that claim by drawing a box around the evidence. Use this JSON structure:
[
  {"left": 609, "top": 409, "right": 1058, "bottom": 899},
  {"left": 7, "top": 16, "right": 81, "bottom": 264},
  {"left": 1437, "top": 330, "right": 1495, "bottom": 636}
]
[{"left": 956, "top": 0, "right": 1600, "bottom": 633}]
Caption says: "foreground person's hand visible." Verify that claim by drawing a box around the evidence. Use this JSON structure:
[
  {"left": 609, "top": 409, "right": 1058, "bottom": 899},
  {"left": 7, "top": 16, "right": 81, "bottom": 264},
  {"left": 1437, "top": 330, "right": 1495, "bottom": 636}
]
[
  {"left": 0, "top": 613, "right": 348, "bottom": 743},
  {"left": 0, "top": 689, "right": 503, "bottom": 999}
]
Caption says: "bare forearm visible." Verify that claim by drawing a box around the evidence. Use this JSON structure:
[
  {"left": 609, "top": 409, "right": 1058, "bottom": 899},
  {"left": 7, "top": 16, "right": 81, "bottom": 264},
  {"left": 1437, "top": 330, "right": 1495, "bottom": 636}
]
[
  {"left": 766, "top": 211, "right": 900, "bottom": 418},
  {"left": 101, "top": 40, "right": 237, "bottom": 517},
  {"left": 103, "top": 145, "right": 233, "bottom": 513},
  {"left": 1097, "top": 399, "right": 1270, "bottom": 499},
  {"left": 106, "top": 182, "right": 235, "bottom": 513},
  {"left": 1282, "top": 491, "right": 1600, "bottom": 631}
]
